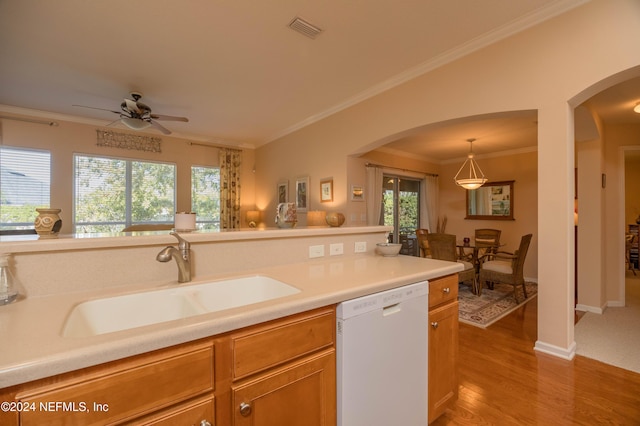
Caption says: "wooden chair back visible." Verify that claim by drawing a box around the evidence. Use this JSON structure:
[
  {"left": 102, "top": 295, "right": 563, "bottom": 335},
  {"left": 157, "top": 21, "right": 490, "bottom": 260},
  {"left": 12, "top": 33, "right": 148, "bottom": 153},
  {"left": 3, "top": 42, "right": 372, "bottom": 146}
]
[{"left": 426, "top": 233, "right": 457, "bottom": 262}]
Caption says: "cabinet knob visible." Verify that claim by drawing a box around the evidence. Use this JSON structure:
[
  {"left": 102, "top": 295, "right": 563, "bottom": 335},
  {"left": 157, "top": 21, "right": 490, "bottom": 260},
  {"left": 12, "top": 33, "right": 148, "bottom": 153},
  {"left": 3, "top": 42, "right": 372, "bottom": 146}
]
[
  {"left": 431, "top": 321, "right": 439, "bottom": 329},
  {"left": 200, "top": 421, "right": 212, "bottom": 426},
  {"left": 239, "top": 402, "right": 252, "bottom": 417},
  {"left": 442, "top": 287, "right": 450, "bottom": 294}
]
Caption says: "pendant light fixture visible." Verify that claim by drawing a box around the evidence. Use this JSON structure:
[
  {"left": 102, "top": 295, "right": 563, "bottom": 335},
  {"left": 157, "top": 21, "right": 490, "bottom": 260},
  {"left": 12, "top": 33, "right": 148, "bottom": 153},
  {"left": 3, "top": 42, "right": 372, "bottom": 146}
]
[{"left": 454, "top": 138, "right": 488, "bottom": 190}]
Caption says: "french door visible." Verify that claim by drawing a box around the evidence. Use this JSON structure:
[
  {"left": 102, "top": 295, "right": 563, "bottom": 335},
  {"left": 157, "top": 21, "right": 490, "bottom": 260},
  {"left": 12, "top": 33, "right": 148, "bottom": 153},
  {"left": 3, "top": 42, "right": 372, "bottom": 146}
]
[{"left": 382, "top": 175, "right": 420, "bottom": 255}]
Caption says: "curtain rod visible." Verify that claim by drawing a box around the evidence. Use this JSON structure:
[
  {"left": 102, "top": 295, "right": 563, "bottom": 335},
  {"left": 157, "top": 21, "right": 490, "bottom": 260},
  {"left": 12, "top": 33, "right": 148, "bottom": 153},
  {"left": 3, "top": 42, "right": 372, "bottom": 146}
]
[
  {"left": 0, "top": 115, "right": 59, "bottom": 127},
  {"left": 189, "top": 141, "right": 242, "bottom": 151},
  {"left": 365, "top": 162, "right": 438, "bottom": 177}
]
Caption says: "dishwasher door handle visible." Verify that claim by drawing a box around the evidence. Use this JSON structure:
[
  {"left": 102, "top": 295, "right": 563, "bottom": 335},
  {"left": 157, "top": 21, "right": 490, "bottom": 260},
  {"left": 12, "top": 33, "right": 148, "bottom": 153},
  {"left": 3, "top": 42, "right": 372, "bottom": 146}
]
[{"left": 382, "top": 303, "right": 401, "bottom": 316}]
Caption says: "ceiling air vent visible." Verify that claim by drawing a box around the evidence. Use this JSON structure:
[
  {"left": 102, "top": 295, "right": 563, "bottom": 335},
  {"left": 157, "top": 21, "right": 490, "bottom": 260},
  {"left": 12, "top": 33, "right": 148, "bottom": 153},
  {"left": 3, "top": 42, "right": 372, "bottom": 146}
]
[{"left": 288, "top": 16, "right": 323, "bottom": 39}]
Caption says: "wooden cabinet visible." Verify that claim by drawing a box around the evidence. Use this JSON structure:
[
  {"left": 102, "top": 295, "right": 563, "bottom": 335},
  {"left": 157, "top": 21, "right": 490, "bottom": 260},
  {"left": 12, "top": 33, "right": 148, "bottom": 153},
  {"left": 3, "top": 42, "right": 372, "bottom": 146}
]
[
  {"left": 231, "top": 351, "right": 335, "bottom": 426},
  {"left": 1, "top": 306, "right": 336, "bottom": 426},
  {"left": 12, "top": 340, "right": 215, "bottom": 426},
  {"left": 428, "top": 273, "right": 459, "bottom": 423},
  {"left": 220, "top": 306, "right": 336, "bottom": 426}
]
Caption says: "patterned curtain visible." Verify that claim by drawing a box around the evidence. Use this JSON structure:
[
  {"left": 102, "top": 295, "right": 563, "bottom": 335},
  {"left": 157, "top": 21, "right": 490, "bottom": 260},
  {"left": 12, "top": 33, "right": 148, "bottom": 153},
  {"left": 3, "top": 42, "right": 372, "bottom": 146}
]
[{"left": 219, "top": 148, "right": 242, "bottom": 229}]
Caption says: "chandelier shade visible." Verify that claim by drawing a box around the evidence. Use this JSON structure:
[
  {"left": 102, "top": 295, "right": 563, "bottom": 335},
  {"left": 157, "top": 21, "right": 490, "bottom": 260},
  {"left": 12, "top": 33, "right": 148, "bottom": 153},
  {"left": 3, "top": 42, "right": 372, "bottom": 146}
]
[
  {"left": 121, "top": 117, "right": 152, "bottom": 131},
  {"left": 454, "top": 138, "right": 488, "bottom": 190}
]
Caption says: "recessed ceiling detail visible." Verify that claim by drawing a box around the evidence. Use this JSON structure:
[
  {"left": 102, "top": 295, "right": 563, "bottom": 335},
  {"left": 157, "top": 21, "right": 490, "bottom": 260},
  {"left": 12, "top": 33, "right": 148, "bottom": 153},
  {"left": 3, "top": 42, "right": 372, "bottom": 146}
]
[{"left": 288, "top": 16, "right": 323, "bottom": 39}]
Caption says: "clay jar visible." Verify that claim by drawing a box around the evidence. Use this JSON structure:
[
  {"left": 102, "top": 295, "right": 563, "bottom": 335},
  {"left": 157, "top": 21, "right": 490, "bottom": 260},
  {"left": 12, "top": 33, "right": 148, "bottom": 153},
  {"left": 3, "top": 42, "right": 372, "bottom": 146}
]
[{"left": 34, "top": 208, "right": 62, "bottom": 238}]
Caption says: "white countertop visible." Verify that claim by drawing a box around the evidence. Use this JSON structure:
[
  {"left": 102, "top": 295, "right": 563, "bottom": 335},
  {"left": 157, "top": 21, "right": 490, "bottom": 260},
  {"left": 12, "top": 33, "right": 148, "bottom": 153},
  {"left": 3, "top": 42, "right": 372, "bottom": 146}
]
[{"left": 0, "top": 253, "right": 462, "bottom": 388}]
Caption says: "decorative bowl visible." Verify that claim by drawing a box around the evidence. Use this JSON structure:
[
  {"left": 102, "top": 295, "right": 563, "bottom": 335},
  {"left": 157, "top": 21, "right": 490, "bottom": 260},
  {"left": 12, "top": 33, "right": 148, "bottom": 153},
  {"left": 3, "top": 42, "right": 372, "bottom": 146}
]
[{"left": 376, "top": 243, "right": 402, "bottom": 257}]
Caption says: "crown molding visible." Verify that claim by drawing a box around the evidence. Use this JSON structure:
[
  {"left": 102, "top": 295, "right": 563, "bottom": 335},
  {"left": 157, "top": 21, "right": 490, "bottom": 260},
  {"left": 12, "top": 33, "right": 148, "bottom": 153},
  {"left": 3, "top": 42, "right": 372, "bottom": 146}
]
[{"left": 267, "top": 0, "right": 589, "bottom": 143}]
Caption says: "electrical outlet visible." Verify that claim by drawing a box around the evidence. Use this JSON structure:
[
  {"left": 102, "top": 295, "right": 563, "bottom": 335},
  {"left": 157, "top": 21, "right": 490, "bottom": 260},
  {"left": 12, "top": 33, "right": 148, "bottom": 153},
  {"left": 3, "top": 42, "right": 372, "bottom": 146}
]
[
  {"left": 309, "top": 245, "right": 325, "bottom": 258},
  {"left": 354, "top": 241, "right": 367, "bottom": 253},
  {"left": 330, "top": 243, "right": 344, "bottom": 256}
]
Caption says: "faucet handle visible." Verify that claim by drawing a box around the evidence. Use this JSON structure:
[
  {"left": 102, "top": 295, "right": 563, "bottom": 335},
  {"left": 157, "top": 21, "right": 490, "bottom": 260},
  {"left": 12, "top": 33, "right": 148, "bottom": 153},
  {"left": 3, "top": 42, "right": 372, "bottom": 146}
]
[{"left": 170, "top": 231, "right": 190, "bottom": 250}]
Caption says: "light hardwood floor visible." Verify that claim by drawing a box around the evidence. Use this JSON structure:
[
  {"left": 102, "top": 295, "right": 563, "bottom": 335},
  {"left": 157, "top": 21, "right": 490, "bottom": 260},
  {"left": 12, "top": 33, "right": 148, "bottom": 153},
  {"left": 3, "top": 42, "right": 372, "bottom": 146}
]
[{"left": 432, "top": 298, "right": 640, "bottom": 425}]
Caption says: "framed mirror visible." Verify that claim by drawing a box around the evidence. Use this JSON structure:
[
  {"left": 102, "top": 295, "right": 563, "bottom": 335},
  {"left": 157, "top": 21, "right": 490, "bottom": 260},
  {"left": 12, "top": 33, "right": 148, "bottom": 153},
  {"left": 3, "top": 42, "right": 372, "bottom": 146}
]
[{"left": 465, "top": 180, "right": 514, "bottom": 220}]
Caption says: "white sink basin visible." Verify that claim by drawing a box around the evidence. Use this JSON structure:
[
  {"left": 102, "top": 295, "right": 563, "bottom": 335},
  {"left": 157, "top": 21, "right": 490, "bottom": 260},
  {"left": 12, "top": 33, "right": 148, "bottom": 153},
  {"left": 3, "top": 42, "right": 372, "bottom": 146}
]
[{"left": 62, "top": 276, "right": 300, "bottom": 338}]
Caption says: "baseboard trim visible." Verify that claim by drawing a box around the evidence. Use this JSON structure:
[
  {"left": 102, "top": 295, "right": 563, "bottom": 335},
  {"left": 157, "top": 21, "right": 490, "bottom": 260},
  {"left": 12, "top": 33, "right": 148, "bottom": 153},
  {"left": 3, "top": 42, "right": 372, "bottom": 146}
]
[
  {"left": 575, "top": 304, "right": 603, "bottom": 314},
  {"left": 534, "top": 340, "right": 576, "bottom": 360}
]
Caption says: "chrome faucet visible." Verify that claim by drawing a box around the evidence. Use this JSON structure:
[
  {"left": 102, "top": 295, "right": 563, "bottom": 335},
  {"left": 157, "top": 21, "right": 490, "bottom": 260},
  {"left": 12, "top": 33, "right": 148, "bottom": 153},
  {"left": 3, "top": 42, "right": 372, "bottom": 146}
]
[{"left": 156, "top": 231, "right": 192, "bottom": 283}]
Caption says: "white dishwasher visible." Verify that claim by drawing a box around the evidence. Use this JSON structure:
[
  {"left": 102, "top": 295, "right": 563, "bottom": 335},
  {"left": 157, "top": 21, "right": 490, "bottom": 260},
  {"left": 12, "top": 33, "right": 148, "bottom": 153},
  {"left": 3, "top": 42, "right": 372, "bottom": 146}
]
[{"left": 336, "top": 280, "right": 429, "bottom": 426}]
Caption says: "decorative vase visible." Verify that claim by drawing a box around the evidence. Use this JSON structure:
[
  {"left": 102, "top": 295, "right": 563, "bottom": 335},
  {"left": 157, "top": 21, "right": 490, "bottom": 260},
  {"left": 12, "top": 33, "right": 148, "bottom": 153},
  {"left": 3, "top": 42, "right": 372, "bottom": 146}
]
[
  {"left": 34, "top": 208, "right": 62, "bottom": 238},
  {"left": 325, "top": 212, "right": 345, "bottom": 227},
  {"left": 275, "top": 203, "right": 297, "bottom": 228}
]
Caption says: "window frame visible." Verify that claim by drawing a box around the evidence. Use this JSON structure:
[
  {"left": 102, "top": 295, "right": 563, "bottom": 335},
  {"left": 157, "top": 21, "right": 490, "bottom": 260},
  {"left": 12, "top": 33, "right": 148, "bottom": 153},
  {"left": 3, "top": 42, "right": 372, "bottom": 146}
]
[{"left": 73, "top": 153, "right": 177, "bottom": 233}]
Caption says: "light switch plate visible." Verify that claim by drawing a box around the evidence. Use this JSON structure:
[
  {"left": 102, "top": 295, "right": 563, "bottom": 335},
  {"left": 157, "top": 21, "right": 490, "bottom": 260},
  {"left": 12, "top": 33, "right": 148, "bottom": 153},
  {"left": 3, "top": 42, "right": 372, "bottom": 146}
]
[
  {"left": 309, "top": 245, "right": 325, "bottom": 258},
  {"left": 354, "top": 242, "right": 367, "bottom": 253},
  {"left": 330, "top": 243, "right": 344, "bottom": 256}
]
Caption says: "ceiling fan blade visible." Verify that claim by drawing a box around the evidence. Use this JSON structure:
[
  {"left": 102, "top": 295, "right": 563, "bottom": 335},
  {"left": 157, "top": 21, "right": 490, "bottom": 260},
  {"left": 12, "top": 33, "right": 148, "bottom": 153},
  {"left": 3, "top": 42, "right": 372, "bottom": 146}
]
[
  {"left": 105, "top": 118, "right": 122, "bottom": 127},
  {"left": 72, "top": 105, "right": 121, "bottom": 115},
  {"left": 150, "top": 120, "right": 172, "bottom": 135},
  {"left": 150, "top": 114, "right": 189, "bottom": 122}
]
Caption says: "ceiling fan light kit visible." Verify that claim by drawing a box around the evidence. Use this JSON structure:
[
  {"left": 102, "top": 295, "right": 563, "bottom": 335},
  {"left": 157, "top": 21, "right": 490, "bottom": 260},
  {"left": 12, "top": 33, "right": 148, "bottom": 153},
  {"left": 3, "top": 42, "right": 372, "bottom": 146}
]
[
  {"left": 121, "top": 117, "right": 151, "bottom": 131},
  {"left": 454, "top": 138, "right": 488, "bottom": 190},
  {"left": 74, "top": 92, "right": 189, "bottom": 135}
]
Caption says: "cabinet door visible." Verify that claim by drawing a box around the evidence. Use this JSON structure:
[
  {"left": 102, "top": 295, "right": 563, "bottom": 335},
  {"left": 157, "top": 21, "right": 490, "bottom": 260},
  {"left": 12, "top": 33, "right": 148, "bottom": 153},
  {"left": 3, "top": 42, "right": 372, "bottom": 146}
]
[
  {"left": 137, "top": 396, "right": 214, "bottom": 426},
  {"left": 231, "top": 350, "right": 336, "bottom": 426},
  {"left": 428, "top": 300, "right": 459, "bottom": 423}
]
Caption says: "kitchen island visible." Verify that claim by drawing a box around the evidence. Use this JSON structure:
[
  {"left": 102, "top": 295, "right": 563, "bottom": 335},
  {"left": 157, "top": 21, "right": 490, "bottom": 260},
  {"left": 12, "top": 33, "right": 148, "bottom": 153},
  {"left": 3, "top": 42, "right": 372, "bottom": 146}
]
[{"left": 0, "top": 226, "right": 462, "bottom": 424}]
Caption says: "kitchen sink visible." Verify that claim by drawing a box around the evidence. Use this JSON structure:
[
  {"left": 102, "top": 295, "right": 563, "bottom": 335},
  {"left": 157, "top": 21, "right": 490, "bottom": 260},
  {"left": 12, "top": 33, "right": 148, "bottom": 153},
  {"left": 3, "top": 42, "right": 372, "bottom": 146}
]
[{"left": 61, "top": 276, "right": 300, "bottom": 338}]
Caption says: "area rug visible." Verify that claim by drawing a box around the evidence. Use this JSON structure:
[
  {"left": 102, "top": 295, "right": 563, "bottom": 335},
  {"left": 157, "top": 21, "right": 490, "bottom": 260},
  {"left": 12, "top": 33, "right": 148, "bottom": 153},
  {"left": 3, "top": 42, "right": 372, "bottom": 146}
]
[{"left": 458, "top": 281, "right": 538, "bottom": 328}]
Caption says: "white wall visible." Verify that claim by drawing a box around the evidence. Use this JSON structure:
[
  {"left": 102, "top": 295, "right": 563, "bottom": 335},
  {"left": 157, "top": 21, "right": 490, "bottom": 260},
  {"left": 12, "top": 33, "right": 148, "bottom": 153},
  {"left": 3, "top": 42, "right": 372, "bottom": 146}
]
[{"left": 255, "top": 0, "right": 640, "bottom": 358}]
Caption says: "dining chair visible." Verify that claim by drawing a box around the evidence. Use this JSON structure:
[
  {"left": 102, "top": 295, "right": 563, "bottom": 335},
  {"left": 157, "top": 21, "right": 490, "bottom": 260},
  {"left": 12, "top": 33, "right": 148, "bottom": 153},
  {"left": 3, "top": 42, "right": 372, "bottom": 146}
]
[
  {"left": 415, "top": 229, "right": 430, "bottom": 258},
  {"left": 426, "top": 233, "right": 477, "bottom": 293},
  {"left": 474, "top": 228, "right": 502, "bottom": 260},
  {"left": 478, "top": 234, "right": 532, "bottom": 302}
]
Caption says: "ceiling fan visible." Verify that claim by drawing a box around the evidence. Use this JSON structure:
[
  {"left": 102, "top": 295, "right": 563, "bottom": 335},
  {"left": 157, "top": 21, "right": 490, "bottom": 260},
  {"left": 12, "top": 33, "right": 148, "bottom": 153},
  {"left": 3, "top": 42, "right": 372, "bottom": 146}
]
[{"left": 74, "top": 92, "right": 189, "bottom": 135}]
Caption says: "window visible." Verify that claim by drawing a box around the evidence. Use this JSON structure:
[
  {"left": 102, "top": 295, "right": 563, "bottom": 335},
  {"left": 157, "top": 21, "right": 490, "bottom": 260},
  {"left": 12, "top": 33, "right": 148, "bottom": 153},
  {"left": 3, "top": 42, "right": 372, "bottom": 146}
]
[
  {"left": 74, "top": 155, "right": 176, "bottom": 233},
  {"left": 0, "top": 147, "right": 51, "bottom": 232},
  {"left": 191, "top": 166, "right": 220, "bottom": 230}
]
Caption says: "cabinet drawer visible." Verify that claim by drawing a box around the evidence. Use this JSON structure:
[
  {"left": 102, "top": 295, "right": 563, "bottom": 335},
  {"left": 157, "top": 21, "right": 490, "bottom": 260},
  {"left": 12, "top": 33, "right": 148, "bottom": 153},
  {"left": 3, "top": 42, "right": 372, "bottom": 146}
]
[
  {"left": 429, "top": 274, "right": 458, "bottom": 308},
  {"left": 231, "top": 307, "right": 335, "bottom": 380},
  {"left": 17, "top": 341, "right": 214, "bottom": 425},
  {"left": 138, "top": 396, "right": 214, "bottom": 426}
]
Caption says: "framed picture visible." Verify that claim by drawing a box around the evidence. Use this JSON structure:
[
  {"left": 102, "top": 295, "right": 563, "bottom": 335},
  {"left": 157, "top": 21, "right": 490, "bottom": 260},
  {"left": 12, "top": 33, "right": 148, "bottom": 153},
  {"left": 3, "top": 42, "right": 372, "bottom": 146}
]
[
  {"left": 277, "top": 180, "right": 289, "bottom": 203},
  {"left": 320, "top": 178, "right": 333, "bottom": 203},
  {"left": 295, "top": 176, "right": 309, "bottom": 212},
  {"left": 351, "top": 184, "right": 364, "bottom": 201}
]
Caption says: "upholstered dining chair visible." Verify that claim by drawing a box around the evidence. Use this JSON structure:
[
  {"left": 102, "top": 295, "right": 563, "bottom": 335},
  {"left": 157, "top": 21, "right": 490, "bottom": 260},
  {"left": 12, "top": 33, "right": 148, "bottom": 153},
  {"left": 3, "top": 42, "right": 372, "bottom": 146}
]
[
  {"left": 478, "top": 233, "right": 532, "bottom": 302},
  {"left": 426, "top": 233, "right": 477, "bottom": 293},
  {"left": 416, "top": 228, "right": 430, "bottom": 258}
]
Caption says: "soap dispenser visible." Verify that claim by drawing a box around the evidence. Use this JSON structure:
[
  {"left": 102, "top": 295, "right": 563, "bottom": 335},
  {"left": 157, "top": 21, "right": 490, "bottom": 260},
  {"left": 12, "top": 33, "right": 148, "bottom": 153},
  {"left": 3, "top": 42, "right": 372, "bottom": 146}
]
[{"left": 0, "top": 254, "right": 18, "bottom": 305}]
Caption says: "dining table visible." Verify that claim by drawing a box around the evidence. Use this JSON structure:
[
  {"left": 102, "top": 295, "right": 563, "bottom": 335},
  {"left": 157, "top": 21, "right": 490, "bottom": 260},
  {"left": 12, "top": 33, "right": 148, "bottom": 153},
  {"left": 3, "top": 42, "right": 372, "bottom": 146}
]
[{"left": 456, "top": 238, "right": 502, "bottom": 272}]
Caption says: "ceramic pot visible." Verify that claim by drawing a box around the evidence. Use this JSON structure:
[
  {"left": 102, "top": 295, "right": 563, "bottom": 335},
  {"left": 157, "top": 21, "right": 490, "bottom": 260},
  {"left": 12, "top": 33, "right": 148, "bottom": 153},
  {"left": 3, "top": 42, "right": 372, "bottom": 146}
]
[
  {"left": 275, "top": 203, "right": 297, "bottom": 228},
  {"left": 34, "top": 208, "right": 62, "bottom": 238},
  {"left": 325, "top": 212, "right": 345, "bottom": 227}
]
